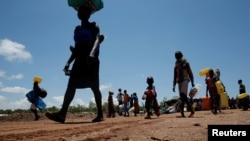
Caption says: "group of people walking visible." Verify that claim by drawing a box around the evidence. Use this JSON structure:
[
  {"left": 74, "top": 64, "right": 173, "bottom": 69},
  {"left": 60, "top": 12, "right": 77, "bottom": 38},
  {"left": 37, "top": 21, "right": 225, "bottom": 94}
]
[
  {"left": 111, "top": 89, "right": 140, "bottom": 117},
  {"left": 106, "top": 76, "right": 161, "bottom": 119},
  {"left": 107, "top": 50, "right": 197, "bottom": 119},
  {"left": 26, "top": 1, "right": 248, "bottom": 123}
]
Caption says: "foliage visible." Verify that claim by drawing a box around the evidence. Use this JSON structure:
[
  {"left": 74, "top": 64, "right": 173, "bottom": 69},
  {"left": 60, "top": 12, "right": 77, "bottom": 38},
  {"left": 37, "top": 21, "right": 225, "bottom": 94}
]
[
  {"left": 0, "top": 102, "right": 145, "bottom": 114},
  {"left": 46, "top": 106, "right": 60, "bottom": 113}
]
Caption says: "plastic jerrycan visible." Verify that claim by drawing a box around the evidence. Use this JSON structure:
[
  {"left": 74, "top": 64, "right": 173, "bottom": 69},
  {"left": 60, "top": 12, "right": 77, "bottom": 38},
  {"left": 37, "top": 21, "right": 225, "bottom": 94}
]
[
  {"left": 199, "top": 67, "right": 210, "bottom": 77},
  {"left": 215, "top": 80, "right": 224, "bottom": 95}
]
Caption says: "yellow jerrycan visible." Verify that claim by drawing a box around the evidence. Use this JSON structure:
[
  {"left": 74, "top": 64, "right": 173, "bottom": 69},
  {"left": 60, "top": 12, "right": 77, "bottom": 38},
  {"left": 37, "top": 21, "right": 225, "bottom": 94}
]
[
  {"left": 237, "top": 93, "right": 248, "bottom": 99},
  {"left": 199, "top": 67, "right": 210, "bottom": 76},
  {"left": 215, "top": 80, "right": 224, "bottom": 95},
  {"left": 220, "top": 92, "right": 229, "bottom": 109}
]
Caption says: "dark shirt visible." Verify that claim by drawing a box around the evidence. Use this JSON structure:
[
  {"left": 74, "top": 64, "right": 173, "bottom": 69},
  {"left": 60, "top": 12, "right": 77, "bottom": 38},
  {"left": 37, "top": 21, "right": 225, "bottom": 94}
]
[{"left": 239, "top": 84, "right": 246, "bottom": 94}]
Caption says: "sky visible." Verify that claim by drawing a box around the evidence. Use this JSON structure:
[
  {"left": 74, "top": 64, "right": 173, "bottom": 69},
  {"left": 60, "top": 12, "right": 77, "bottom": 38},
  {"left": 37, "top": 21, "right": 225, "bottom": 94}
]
[{"left": 0, "top": 0, "right": 250, "bottom": 110}]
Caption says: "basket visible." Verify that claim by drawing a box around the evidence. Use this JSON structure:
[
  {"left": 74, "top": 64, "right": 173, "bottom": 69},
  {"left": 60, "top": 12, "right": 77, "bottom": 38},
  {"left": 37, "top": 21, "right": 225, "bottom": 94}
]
[{"left": 68, "top": 0, "right": 104, "bottom": 13}]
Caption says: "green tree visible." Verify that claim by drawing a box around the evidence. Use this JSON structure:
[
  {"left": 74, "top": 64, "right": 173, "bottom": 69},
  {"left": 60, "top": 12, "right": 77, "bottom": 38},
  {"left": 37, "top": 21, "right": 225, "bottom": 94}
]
[
  {"left": 88, "top": 101, "right": 96, "bottom": 112},
  {"left": 46, "top": 106, "right": 59, "bottom": 113},
  {"left": 14, "top": 109, "right": 27, "bottom": 113},
  {"left": 4, "top": 109, "right": 13, "bottom": 114}
]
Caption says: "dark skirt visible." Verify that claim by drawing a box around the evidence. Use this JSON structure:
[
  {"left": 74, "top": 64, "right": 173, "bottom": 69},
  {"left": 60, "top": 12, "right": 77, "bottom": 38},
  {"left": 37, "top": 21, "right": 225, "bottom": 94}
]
[{"left": 68, "top": 58, "right": 100, "bottom": 89}]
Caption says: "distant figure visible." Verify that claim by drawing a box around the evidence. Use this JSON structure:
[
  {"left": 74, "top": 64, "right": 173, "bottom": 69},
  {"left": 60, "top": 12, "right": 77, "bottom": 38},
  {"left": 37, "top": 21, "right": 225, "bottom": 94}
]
[
  {"left": 238, "top": 79, "right": 246, "bottom": 94},
  {"left": 206, "top": 69, "right": 220, "bottom": 114},
  {"left": 131, "top": 93, "right": 139, "bottom": 116},
  {"left": 238, "top": 79, "right": 249, "bottom": 110},
  {"left": 214, "top": 68, "right": 226, "bottom": 92},
  {"left": 143, "top": 76, "right": 160, "bottom": 119},
  {"left": 123, "top": 90, "right": 130, "bottom": 117},
  {"left": 107, "top": 90, "right": 115, "bottom": 118},
  {"left": 45, "top": 6, "right": 104, "bottom": 123},
  {"left": 116, "top": 88, "right": 123, "bottom": 105},
  {"left": 173, "top": 51, "right": 195, "bottom": 117},
  {"left": 26, "top": 78, "right": 47, "bottom": 121},
  {"left": 213, "top": 68, "right": 224, "bottom": 112},
  {"left": 130, "top": 94, "right": 134, "bottom": 108},
  {"left": 116, "top": 88, "right": 123, "bottom": 116},
  {"left": 229, "top": 97, "right": 237, "bottom": 109}
]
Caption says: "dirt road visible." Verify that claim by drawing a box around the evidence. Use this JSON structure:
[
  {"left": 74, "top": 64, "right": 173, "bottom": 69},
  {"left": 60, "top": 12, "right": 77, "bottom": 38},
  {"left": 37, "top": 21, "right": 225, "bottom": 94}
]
[{"left": 0, "top": 109, "right": 249, "bottom": 141}]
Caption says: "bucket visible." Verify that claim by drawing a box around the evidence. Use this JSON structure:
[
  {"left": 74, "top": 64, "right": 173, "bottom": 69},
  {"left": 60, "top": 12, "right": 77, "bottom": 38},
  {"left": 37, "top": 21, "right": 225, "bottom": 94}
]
[
  {"left": 68, "top": 0, "right": 104, "bottom": 13},
  {"left": 33, "top": 76, "right": 42, "bottom": 83},
  {"left": 199, "top": 67, "right": 210, "bottom": 76}
]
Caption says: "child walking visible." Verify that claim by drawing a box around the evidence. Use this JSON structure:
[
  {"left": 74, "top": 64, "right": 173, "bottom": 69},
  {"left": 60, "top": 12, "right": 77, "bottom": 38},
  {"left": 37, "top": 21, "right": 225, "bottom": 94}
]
[{"left": 143, "top": 76, "right": 160, "bottom": 119}]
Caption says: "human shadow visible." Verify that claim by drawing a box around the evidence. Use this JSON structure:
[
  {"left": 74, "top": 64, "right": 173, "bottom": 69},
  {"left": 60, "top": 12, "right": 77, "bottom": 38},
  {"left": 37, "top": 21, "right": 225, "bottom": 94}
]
[{"left": 64, "top": 121, "right": 96, "bottom": 124}]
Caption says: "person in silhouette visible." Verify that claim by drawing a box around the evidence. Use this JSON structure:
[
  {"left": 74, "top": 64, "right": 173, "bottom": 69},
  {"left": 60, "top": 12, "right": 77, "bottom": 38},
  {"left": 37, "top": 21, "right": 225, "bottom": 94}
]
[
  {"left": 238, "top": 79, "right": 249, "bottom": 110},
  {"left": 143, "top": 76, "right": 160, "bottom": 119},
  {"left": 173, "top": 51, "right": 195, "bottom": 117},
  {"left": 46, "top": 5, "right": 104, "bottom": 123},
  {"left": 205, "top": 69, "right": 220, "bottom": 114}
]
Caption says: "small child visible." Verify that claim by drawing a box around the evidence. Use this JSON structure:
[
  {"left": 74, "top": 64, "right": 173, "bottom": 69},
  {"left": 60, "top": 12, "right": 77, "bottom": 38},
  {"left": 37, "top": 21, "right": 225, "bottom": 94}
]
[
  {"left": 143, "top": 76, "right": 160, "bottom": 119},
  {"left": 63, "top": 34, "right": 105, "bottom": 75}
]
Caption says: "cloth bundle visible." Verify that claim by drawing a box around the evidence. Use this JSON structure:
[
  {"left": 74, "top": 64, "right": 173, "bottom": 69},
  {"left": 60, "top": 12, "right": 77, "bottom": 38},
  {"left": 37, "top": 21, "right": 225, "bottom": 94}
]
[{"left": 68, "top": 0, "right": 104, "bottom": 13}]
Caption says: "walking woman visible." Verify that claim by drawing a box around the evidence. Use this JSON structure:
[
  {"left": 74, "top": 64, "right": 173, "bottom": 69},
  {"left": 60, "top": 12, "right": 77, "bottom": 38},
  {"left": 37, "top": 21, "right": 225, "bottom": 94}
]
[{"left": 46, "top": 5, "right": 104, "bottom": 123}]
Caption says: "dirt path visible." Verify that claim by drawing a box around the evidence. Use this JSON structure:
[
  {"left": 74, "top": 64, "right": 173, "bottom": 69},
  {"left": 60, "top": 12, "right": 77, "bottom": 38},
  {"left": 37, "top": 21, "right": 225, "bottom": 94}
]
[{"left": 0, "top": 109, "right": 249, "bottom": 141}]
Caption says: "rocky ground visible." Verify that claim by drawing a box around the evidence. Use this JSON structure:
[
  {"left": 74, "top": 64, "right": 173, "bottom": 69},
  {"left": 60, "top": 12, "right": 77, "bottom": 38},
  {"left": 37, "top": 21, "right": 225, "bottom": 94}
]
[{"left": 0, "top": 109, "right": 249, "bottom": 141}]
